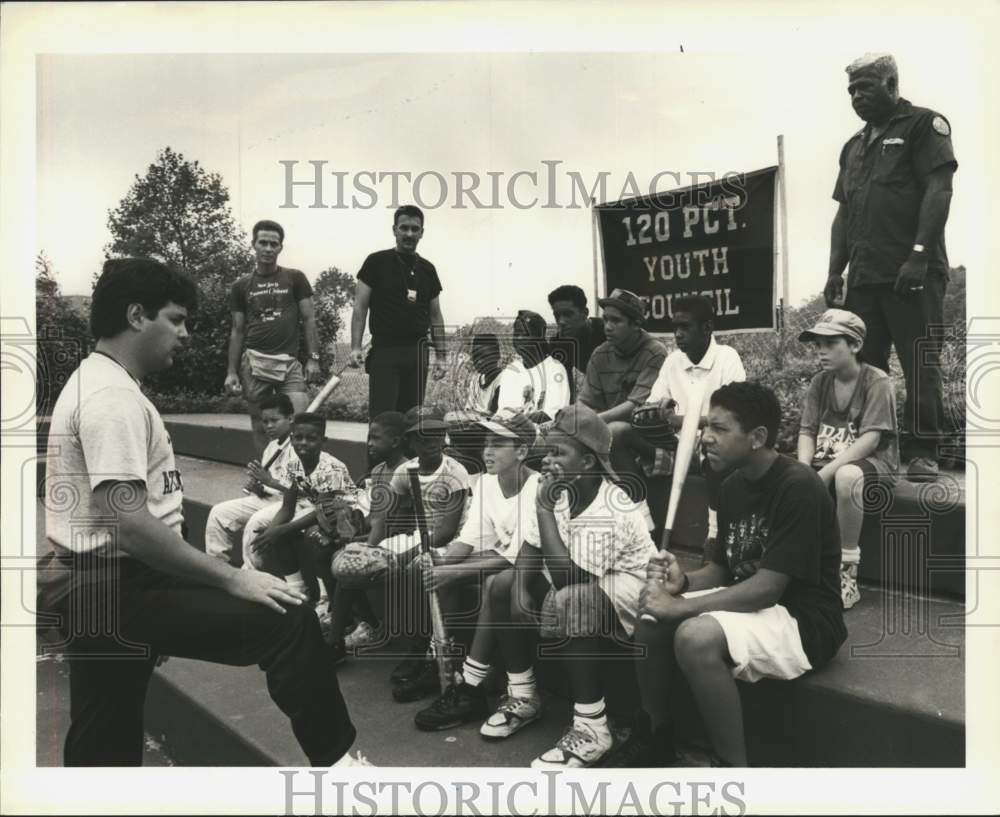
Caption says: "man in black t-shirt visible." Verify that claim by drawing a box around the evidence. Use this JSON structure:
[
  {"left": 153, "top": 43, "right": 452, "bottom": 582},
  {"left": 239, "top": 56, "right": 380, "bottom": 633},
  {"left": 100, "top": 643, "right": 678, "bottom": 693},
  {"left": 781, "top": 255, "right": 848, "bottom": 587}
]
[
  {"left": 349, "top": 205, "right": 447, "bottom": 417},
  {"left": 225, "top": 219, "right": 322, "bottom": 454},
  {"left": 605, "top": 382, "right": 846, "bottom": 768}
]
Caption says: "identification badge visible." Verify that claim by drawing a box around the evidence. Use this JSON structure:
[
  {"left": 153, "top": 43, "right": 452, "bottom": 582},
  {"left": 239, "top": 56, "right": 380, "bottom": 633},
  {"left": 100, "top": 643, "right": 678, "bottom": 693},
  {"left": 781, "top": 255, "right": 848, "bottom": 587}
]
[{"left": 406, "top": 288, "right": 418, "bottom": 303}]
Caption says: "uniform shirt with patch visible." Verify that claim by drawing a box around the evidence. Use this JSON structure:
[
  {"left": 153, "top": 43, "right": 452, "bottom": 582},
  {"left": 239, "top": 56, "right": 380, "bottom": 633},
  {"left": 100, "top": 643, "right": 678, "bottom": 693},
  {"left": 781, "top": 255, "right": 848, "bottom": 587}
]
[
  {"left": 799, "top": 363, "right": 899, "bottom": 477},
  {"left": 458, "top": 472, "right": 540, "bottom": 563},
  {"left": 496, "top": 355, "right": 571, "bottom": 417},
  {"left": 46, "top": 354, "right": 184, "bottom": 554},
  {"left": 524, "top": 478, "right": 658, "bottom": 635},
  {"left": 389, "top": 455, "right": 472, "bottom": 537},
  {"left": 358, "top": 249, "right": 443, "bottom": 342},
  {"left": 286, "top": 452, "right": 354, "bottom": 510},
  {"left": 708, "top": 455, "right": 847, "bottom": 669},
  {"left": 229, "top": 267, "right": 313, "bottom": 357},
  {"left": 579, "top": 330, "right": 668, "bottom": 412},
  {"left": 833, "top": 98, "right": 958, "bottom": 288}
]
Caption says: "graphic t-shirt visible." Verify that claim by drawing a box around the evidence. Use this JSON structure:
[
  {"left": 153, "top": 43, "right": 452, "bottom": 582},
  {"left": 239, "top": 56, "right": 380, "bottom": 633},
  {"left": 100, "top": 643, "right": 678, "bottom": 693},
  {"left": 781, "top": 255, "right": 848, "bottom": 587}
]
[
  {"left": 358, "top": 460, "right": 410, "bottom": 538},
  {"left": 286, "top": 452, "right": 355, "bottom": 510},
  {"left": 389, "top": 455, "right": 472, "bottom": 537},
  {"left": 459, "top": 472, "right": 541, "bottom": 563},
  {"left": 708, "top": 455, "right": 847, "bottom": 669},
  {"left": 260, "top": 437, "right": 298, "bottom": 498},
  {"left": 229, "top": 266, "right": 313, "bottom": 357},
  {"left": 46, "top": 353, "right": 184, "bottom": 554},
  {"left": 523, "top": 478, "right": 658, "bottom": 636},
  {"left": 799, "top": 363, "right": 899, "bottom": 477},
  {"left": 496, "top": 356, "right": 571, "bottom": 417}
]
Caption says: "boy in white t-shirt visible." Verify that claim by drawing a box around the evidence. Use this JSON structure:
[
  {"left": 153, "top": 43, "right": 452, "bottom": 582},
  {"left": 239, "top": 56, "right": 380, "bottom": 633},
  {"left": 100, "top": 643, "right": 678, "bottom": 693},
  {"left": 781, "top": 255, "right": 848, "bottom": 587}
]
[
  {"left": 367, "top": 405, "right": 472, "bottom": 698},
  {"left": 203, "top": 393, "right": 298, "bottom": 564},
  {"left": 412, "top": 409, "right": 542, "bottom": 730},
  {"left": 496, "top": 310, "right": 571, "bottom": 421},
  {"left": 481, "top": 404, "right": 658, "bottom": 769}
]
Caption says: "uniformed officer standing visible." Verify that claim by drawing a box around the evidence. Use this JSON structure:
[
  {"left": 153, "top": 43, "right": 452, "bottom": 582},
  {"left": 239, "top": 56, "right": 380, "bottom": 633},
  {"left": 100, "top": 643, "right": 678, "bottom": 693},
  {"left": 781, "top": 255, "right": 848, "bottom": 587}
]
[{"left": 824, "top": 53, "right": 957, "bottom": 482}]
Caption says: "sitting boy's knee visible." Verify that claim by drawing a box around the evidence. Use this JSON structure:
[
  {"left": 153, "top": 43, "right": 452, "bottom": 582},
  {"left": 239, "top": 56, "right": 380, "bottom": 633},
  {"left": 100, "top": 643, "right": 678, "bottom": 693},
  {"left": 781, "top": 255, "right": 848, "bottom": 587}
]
[
  {"left": 607, "top": 420, "right": 633, "bottom": 441},
  {"left": 834, "top": 464, "right": 864, "bottom": 497},
  {"left": 674, "top": 616, "right": 725, "bottom": 665}
]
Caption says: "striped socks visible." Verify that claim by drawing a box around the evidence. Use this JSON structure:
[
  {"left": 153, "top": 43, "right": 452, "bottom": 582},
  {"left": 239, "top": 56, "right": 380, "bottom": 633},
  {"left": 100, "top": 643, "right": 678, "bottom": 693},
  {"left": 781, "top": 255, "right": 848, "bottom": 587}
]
[
  {"left": 507, "top": 668, "right": 537, "bottom": 700},
  {"left": 461, "top": 657, "right": 490, "bottom": 688},
  {"left": 573, "top": 699, "right": 609, "bottom": 732}
]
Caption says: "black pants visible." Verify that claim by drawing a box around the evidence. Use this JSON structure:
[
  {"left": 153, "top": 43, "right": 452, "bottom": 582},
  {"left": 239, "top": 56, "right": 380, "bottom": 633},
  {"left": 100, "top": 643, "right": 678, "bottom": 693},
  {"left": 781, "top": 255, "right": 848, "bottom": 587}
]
[
  {"left": 845, "top": 276, "right": 947, "bottom": 457},
  {"left": 367, "top": 341, "right": 430, "bottom": 417},
  {"left": 54, "top": 555, "right": 355, "bottom": 766}
]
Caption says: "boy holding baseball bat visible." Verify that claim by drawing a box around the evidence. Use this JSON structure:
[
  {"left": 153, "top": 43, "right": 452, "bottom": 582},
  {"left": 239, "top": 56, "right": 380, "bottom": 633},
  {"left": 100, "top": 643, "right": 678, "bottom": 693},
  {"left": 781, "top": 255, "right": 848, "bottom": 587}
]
[
  {"left": 203, "top": 393, "right": 297, "bottom": 564},
  {"left": 605, "top": 382, "right": 846, "bottom": 767},
  {"left": 482, "top": 404, "right": 658, "bottom": 768},
  {"left": 246, "top": 413, "right": 355, "bottom": 601},
  {"left": 413, "top": 409, "right": 542, "bottom": 731}
]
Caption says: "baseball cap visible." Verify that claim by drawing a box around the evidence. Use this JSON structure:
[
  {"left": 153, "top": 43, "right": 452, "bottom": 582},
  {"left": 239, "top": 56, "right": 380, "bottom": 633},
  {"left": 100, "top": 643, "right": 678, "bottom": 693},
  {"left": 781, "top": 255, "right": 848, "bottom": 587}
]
[
  {"left": 598, "top": 288, "right": 646, "bottom": 322},
  {"left": 475, "top": 407, "right": 539, "bottom": 447},
  {"left": 545, "top": 403, "right": 618, "bottom": 480},
  {"left": 798, "top": 309, "right": 867, "bottom": 345},
  {"left": 514, "top": 310, "right": 548, "bottom": 339},
  {"left": 403, "top": 405, "right": 449, "bottom": 434}
]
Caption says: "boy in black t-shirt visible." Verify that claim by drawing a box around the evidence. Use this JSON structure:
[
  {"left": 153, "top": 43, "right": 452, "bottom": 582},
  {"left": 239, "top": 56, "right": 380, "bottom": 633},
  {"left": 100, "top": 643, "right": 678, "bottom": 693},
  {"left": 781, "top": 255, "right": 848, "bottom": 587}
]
[{"left": 605, "top": 382, "right": 846, "bottom": 768}]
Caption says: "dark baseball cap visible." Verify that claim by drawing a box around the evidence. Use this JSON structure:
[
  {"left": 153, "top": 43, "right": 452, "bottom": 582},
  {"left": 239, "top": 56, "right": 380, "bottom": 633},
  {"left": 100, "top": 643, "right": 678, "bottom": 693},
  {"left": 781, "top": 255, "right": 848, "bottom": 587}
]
[
  {"left": 545, "top": 403, "right": 618, "bottom": 480},
  {"left": 403, "top": 405, "right": 449, "bottom": 434},
  {"left": 514, "top": 310, "right": 548, "bottom": 339},
  {"left": 598, "top": 288, "right": 646, "bottom": 322}
]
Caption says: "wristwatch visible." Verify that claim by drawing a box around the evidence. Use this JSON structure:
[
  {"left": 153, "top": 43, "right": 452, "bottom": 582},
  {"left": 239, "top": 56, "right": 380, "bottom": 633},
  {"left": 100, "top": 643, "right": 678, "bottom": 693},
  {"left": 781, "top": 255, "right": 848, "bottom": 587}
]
[
  {"left": 912, "top": 244, "right": 926, "bottom": 254},
  {"left": 309, "top": 352, "right": 320, "bottom": 361}
]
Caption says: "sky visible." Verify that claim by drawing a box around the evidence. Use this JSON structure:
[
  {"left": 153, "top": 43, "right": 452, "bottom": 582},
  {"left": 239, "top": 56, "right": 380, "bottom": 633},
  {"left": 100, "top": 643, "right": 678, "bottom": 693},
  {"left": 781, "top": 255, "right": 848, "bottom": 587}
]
[{"left": 36, "top": 43, "right": 992, "bottom": 328}]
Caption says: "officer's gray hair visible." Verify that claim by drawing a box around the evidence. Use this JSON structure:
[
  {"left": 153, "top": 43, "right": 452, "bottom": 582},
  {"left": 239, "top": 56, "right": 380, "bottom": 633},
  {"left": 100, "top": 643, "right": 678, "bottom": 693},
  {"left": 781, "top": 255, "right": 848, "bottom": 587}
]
[{"left": 845, "top": 53, "right": 898, "bottom": 84}]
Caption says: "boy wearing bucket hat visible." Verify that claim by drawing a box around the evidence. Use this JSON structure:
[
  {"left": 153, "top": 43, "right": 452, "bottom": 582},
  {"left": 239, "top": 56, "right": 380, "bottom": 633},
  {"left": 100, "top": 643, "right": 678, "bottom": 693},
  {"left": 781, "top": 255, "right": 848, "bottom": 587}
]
[
  {"left": 413, "top": 409, "right": 546, "bottom": 730},
  {"left": 796, "top": 309, "right": 900, "bottom": 609},
  {"left": 579, "top": 289, "right": 668, "bottom": 499},
  {"left": 481, "top": 403, "right": 658, "bottom": 768}
]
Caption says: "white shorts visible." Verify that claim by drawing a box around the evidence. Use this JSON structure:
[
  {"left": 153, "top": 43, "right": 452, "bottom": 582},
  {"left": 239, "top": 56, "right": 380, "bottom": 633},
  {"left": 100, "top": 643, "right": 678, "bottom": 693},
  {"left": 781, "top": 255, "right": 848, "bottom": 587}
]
[{"left": 682, "top": 587, "right": 812, "bottom": 683}]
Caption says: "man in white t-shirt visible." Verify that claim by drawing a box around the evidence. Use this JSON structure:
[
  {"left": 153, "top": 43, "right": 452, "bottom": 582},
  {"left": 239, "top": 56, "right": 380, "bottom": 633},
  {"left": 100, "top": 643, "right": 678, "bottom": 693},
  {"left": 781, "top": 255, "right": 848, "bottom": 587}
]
[
  {"left": 496, "top": 310, "right": 571, "bottom": 421},
  {"left": 412, "top": 409, "right": 543, "bottom": 731},
  {"left": 40, "top": 257, "right": 366, "bottom": 768}
]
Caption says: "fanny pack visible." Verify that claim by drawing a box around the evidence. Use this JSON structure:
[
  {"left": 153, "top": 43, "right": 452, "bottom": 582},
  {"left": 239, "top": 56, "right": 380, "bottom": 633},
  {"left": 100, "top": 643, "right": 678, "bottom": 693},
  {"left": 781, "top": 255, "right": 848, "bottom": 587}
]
[{"left": 245, "top": 349, "right": 296, "bottom": 382}]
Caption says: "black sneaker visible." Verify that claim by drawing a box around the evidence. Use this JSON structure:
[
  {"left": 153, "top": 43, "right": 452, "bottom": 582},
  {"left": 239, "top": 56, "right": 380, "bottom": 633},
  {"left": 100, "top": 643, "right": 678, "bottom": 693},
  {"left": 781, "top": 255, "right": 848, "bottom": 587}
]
[
  {"left": 390, "top": 655, "right": 429, "bottom": 686},
  {"left": 328, "top": 641, "right": 348, "bottom": 667},
  {"left": 603, "top": 712, "right": 677, "bottom": 768},
  {"left": 414, "top": 683, "right": 489, "bottom": 731},
  {"left": 392, "top": 660, "right": 440, "bottom": 703}
]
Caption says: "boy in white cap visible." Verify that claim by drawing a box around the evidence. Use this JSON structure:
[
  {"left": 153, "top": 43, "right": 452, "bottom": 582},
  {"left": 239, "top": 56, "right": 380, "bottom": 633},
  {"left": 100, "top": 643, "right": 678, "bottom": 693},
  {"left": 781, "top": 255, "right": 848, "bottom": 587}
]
[{"left": 797, "top": 308, "right": 899, "bottom": 609}]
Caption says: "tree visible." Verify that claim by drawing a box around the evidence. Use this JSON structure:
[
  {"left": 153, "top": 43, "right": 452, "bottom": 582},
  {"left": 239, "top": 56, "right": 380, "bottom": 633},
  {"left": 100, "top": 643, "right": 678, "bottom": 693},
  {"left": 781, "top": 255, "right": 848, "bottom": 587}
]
[
  {"left": 35, "top": 252, "right": 90, "bottom": 414},
  {"left": 311, "top": 266, "right": 356, "bottom": 369},
  {"left": 105, "top": 147, "right": 254, "bottom": 394}
]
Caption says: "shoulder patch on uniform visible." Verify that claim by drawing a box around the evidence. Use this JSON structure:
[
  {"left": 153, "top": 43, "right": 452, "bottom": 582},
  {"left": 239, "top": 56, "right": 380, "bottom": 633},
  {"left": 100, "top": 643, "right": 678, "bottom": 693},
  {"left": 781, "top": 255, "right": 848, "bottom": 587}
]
[{"left": 932, "top": 115, "right": 950, "bottom": 136}]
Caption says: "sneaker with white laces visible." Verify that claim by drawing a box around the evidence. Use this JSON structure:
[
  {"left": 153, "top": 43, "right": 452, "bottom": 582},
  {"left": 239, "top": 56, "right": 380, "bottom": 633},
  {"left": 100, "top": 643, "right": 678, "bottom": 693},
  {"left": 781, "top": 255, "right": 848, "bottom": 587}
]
[
  {"left": 344, "top": 620, "right": 385, "bottom": 650},
  {"left": 840, "top": 562, "right": 861, "bottom": 610},
  {"left": 531, "top": 719, "right": 613, "bottom": 769},
  {"left": 479, "top": 692, "right": 542, "bottom": 740},
  {"left": 332, "top": 750, "right": 375, "bottom": 768}
]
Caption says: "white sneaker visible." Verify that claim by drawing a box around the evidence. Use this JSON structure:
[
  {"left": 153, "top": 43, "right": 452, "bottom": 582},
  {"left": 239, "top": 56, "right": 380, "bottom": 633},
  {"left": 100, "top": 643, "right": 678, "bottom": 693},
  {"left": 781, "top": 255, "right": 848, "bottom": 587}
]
[
  {"left": 344, "top": 620, "right": 385, "bottom": 650},
  {"left": 840, "top": 562, "right": 861, "bottom": 610},
  {"left": 531, "top": 719, "right": 613, "bottom": 769},
  {"left": 333, "top": 750, "right": 375, "bottom": 768},
  {"left": 480, "top": 692, "right": 542, "bottom": 740}
]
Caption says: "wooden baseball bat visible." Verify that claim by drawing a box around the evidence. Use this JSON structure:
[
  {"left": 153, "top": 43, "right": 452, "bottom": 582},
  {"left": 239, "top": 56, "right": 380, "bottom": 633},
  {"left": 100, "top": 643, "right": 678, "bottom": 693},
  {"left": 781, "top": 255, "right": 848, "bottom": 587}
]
[
  {"left": 406, "top": 464, "right": 458, "bottom": 695},
  {"left": 639, "top": 383, "right": 706, "bottom": 622}
]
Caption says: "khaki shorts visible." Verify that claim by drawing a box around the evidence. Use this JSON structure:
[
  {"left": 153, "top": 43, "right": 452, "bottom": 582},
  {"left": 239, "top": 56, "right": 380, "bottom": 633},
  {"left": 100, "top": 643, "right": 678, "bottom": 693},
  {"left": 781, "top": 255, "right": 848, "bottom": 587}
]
[{"left": 239, "top": 350, "right": 307, "bottom": 406}]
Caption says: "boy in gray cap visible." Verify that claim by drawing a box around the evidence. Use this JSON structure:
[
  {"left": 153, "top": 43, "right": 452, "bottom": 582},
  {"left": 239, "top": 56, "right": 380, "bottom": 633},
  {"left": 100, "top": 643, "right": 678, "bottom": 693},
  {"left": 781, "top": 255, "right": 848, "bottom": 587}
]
[{"left": 797, "top": 309, "right": 900, "bottom": 609}]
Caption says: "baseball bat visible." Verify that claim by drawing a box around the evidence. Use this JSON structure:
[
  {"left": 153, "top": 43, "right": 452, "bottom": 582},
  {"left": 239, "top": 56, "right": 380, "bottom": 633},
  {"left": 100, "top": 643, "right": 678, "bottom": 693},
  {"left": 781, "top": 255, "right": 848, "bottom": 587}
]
[
  {"left": 639, "top": 383, "right": 706, "bottom": 623},
  {"left": 244, "top": 346, "right": 368, "bottom": 493},
  {"left": 406, "top": 463, "right": 458, "bottom": 695}
]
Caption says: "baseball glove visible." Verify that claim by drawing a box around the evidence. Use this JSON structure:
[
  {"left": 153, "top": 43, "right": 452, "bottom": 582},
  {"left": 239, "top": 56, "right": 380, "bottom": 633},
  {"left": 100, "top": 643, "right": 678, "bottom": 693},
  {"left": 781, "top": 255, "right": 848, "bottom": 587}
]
[{"left": 330, "top": 542, "right": 397, "bottom": 588}]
